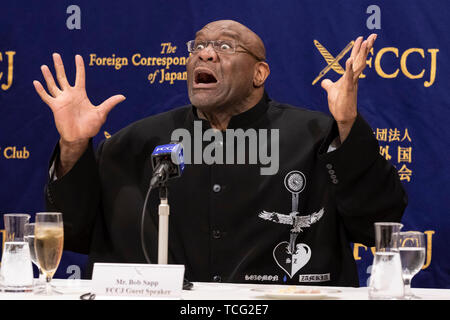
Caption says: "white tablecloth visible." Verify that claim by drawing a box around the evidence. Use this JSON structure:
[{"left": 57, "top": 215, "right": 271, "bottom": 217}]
[{"left": 0, "top": 279, "right": 449, "bottom": 300}]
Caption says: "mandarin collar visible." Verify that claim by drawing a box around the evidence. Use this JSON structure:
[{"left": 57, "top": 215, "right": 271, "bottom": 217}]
[{"left": 190, "top": 91, "right": 270, "bottom": 130}]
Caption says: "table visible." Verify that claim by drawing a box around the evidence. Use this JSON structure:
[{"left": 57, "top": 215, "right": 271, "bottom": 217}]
[{"left": 0, "top": 279, "right": 449, "bottom": 300}]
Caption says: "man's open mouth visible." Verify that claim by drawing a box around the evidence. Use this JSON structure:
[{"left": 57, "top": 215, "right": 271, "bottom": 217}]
[{"left": 194, "top": 68, "right": 218, "bottom": 87}]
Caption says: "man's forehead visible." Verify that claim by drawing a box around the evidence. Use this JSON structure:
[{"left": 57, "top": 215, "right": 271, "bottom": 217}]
[
  {"left": 195, "top": 20, "right": 256, "bottom": 39},
  {"left": 193, "top": 20, "right": 266, "bottom": 61},
  {"left": 195, "top": 25, "right": 243, "bottom": 40}
]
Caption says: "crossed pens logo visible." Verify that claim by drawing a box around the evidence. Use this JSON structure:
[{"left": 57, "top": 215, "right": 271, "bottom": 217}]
[
  {"left": 312, "top": 39, "right": 439, "bottom": 87},
  {"left": 312, "top": 40, "right": 354, "bottom": 85}
]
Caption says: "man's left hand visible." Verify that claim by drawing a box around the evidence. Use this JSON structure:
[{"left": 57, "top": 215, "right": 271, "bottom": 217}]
[{"left": 321, "top": 34, "right": 377, "bottom": 143}]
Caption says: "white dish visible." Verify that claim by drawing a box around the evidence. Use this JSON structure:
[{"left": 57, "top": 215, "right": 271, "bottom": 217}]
[
  {"left": 252, "top": 287, "right": 341, "bottom": 300},
  {"left": 264, "top": 291, "right": 330, "bottom": 299}
]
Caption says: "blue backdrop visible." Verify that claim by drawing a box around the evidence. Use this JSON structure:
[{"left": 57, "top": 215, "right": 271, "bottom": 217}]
[{"left": 0, "top": 0, "right": 448, "bottom": 288}]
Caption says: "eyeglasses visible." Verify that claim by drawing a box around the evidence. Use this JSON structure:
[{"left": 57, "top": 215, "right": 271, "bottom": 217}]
[{"left": 186, "top": 39, "right": 265, "bottom": 61}]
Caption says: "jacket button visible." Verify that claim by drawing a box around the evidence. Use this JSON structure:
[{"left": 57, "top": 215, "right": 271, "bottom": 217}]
[
  {"left": 332, "top": 179, "right": 339, "bottom": 184},
  {"left": 212, "top": 230, "right": 221, "bottom": 239},
  {"left": 213, "top": 275, "right": 221, "bottom": 282},
  {"left": 328, "top": 169, "right": 335, "bottom": 175},
  {"left": 326, "top": 163, "right": 333, "bottom": 169},
  {"left": 212, "top": 184, "right": 221, "bottom": 193},
  {"left": 47, "top": 188, "right": 54, "bottom": 205}
]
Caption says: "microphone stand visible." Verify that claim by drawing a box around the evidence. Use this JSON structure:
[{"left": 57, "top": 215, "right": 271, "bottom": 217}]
[
  {"left": 157, "top": 184, "right": 169, "bottom": 265},
  {"left": 153, "top": 181, "right": 193, "bottom": 290}
]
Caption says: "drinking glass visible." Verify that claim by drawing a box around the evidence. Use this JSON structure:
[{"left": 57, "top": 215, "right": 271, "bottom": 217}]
[
  {"left": 34, "top": 212, "right": 64, "bottom": 295},
  {"left": 24, "top": 223, "right": 45, "bottom": 290},
  {"left": 396, "top": 231, "right": 426, "bottom": 299},
  {"left": 368, "top": 222, "right": 404, "bottom": 300},
  {"left": 0, "top": 214, "right": 34, "bottom": 292}
]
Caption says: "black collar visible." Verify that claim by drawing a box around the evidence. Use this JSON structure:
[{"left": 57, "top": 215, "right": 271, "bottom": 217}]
[{"left": 189, "top": 91, "right": 270, "bottom": 130}]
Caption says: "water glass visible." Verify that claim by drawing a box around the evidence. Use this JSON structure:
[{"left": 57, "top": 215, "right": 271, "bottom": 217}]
[
  {"left": 368, "top": 222, "right": 404, "bottom": 300},
  {"left": 24, "top": 223, "right": 46, "bottom": 290},
  {"left": 396, "top": 231, "right": 426, "bottom": 299},
  {"left": 0, "top": 214, "right": 34, "bottom": 292}
]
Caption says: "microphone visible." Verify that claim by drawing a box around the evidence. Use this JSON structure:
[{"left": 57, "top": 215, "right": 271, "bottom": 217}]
[
  {"left": 150, "top": 143, "right": 184, "bottom": 188},
  {"left": 141, "top": 141, "right": 192, "bottom": 289}
]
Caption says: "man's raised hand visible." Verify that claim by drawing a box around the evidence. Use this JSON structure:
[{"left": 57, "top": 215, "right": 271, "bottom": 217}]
[
  {"left": 33, "top": 53, "right": 125, "bottom": 143},
  {"left": 33, "top": 53, "right": 125, "bottom": 177},
  {"left": 320, "top": 34, "right": 377, "bottom": 143}
]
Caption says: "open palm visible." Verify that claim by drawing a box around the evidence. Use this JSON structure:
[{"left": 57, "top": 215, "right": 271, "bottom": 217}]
[
  {"left": 33, "top": 53, "right": 125, "bottom": 142},
  {"left": 321, "top": 34, "right": 377, "bottom": 141}
]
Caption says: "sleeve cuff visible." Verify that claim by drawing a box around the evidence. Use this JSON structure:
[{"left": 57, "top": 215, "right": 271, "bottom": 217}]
[
  {"left": 318, "top": 113, "right": 379, "bottom": 185},
  {"left": 46, "top": 139, "right": 97, "bottom": 204}
]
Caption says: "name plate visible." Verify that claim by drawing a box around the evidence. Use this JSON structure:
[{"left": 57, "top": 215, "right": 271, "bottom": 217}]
[{"left": 92, "top": 263, "right": 185, "bottom": 299}]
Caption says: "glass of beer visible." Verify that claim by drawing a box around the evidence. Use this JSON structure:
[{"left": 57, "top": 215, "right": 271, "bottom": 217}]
[{"left": 34, "top": 212, "right": 64, "bottom": 295}]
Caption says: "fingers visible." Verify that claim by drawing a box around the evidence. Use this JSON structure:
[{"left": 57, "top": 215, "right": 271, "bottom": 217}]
[
  {"left": 52, "top": 53, "right": 71, "bottom": 89},
  {"left": 368, "top": 33, "right": 377, "bottom": 44},
  {"left": 75, "top": 54, "right": 86, "bottom": 88},
  {"left": 350, "top": 36, "right": 363, "bottom": 60},
  {"left": 40, "top": 65, "right": 61, "bottom": 97},
  {"left": 33, "top": 80, "right": 54, "bottom": 106},
  {"left": 351, "top": 34, "right": 378, "bottom": 80},
  {"left": 355, "top": 40, "right": 368, "bottom": 67},
  {"left": 98, "top": 95, "right": 126, "bottom": 117},
  {"left": 351, "top": 34, "right": 377, "bottom": 58},
  {"left": 344, "top": 57, "right": 355, "bottom": 87},
  {"left": 366, "top": 34, "right": 377, "bottom": 54},
  {"left": 321, "top": 79, "right": 333, "bottom": 92}
]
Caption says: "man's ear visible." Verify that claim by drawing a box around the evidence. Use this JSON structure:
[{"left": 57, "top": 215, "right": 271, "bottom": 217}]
[{"left": 253, "top": 62, "right": 270, "bottom": 87}]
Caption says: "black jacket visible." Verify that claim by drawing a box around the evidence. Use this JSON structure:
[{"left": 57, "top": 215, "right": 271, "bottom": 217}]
[{"left": 46, "top": 93, "right": 407, "bottom": 286}]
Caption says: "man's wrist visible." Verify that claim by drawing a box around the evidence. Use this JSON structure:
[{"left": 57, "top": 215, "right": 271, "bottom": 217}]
[
  {"left": 57, "top": 138, "right": 89, "bottom": 178},
  {"left": 336, "top": 117, "right": 356, "bottom": 143}
]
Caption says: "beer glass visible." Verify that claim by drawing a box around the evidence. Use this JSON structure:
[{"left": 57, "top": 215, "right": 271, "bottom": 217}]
[{"left": 34, "top": 212, "right": 64, "bottom": 295}]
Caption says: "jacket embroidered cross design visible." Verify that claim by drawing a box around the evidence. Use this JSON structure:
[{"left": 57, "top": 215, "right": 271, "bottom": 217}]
[{"left": 258, "top": 171, "right": 325, "bottom": 278}]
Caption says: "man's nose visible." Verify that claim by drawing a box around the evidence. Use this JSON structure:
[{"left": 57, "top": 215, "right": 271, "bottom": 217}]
[{"left": 198, "top": 44, "right": 218, "bottom": 62}]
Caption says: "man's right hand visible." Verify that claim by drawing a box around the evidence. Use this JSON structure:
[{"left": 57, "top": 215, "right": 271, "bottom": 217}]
[{"left": 33, "top": 53, "right": 125, "bottom": 177}]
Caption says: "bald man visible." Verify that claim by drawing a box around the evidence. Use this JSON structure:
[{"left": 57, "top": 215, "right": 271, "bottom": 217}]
[{"left": 35, "top": 20, "right": 407, "bottom": 286}]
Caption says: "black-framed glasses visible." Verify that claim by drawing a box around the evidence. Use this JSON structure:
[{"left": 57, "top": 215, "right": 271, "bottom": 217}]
[{"left": 186, "top": 39, "right": 265, "bottom": 61}]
